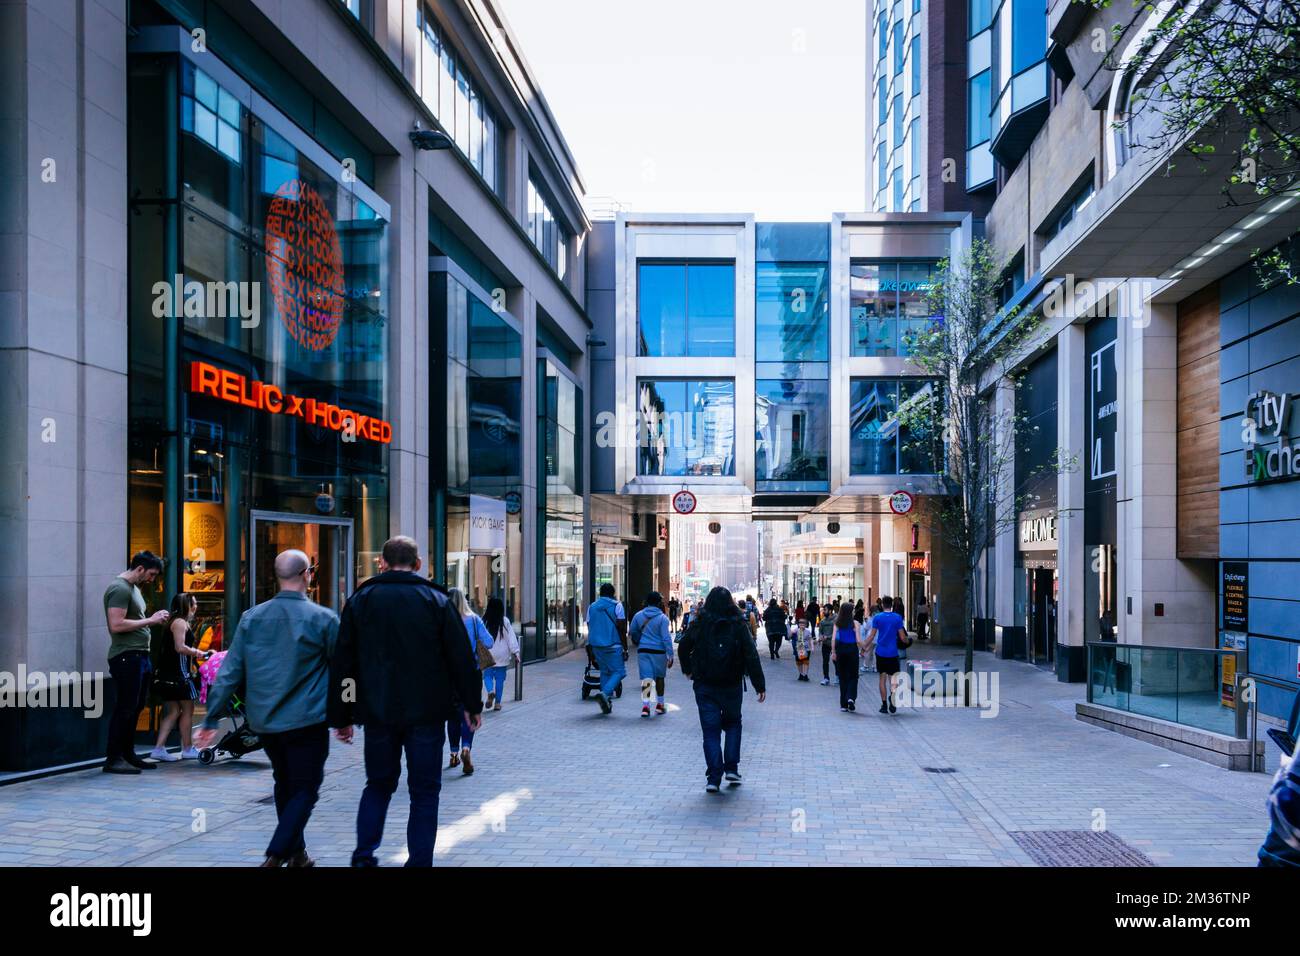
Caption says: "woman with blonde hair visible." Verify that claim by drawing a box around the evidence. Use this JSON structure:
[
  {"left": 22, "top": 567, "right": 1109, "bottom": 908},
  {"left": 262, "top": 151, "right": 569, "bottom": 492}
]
[{"left": 446, "top": 588, "right": 493, "bottom": 775}]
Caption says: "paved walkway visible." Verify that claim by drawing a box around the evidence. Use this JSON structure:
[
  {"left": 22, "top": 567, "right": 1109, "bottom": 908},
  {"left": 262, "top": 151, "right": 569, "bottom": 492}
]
[{"left": 0, "top": 646, "right": 1275, "bottom": 866}]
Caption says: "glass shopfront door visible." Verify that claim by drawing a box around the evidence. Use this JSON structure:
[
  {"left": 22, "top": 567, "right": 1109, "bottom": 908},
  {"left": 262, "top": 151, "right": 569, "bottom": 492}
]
[{"left": 251, "top": 511, "right": 353, "bottom": 613}]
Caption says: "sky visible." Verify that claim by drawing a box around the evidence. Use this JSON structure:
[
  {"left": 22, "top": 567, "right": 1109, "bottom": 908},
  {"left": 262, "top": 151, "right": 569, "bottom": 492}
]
[{"left": 496, "top": 0, "right": 866, "bottom": 221}]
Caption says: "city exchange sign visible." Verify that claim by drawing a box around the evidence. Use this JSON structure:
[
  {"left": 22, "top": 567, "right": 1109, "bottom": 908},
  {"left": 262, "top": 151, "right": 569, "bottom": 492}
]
[{"left": 1243, "top": 390, "right": 1300, "bottom": 482}]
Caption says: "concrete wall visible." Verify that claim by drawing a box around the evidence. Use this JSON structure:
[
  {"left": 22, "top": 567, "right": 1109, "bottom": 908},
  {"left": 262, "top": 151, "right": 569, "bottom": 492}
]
[
  {"left": 0, "top": 0, "right": 131, "bottom": 677},
  {"left": 984, "top": 81, "right": 1098, "bottom": 275}
]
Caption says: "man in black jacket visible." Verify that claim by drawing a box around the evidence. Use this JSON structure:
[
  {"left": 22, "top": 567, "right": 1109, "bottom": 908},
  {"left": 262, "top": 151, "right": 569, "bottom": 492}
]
[
  {"left": 678, "top": 587, "right": 766, "bottom": 794},
  {"left": 762, "top": 598, "right": 787, "bottom": 660},
  {"left": 329, "top": 536, "right": 483, "bottom": 867}
]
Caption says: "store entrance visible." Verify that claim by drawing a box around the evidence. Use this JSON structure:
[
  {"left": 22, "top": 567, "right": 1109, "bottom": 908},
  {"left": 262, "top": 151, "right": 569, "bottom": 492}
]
[
  {"left": 1027, "top": 567, "right": 1057, "bottom": 666},
  {"left": 251, "top": 511, "right": 353, "bottom": 614}
]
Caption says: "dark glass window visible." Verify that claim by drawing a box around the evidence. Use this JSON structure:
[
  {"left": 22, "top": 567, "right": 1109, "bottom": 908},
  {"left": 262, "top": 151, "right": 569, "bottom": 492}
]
[
  {"left": 637, "top": 262, "right": 735, "bottom": 357},
  {"left": 636, "top": 380, "right": 735, "bottom": 476},
  {"left": 850, "top": 379, "right": 899, "bottom": 475},
  {"left": 850, "top": 378, "right": 943, "bottom": 475},
  {"left": 528, "top": 175, "right": 570, "bottom": 278},
  {"left": 755, "top": 379, "right": 829, "bottom": 487},
  {"left": 911, "top": 35, "right": 921, "bottom": 97},
  {"left": 755, "top": 263, "right": 828, "bottom": 362},
  {"left": 851, "top": 260, "right": 939, "bottom": 356},
  {"left": 1045, "top": 178, "right": 1096, "bottom": 238},
  {"left": 1012, "top": 0, "right": 1047, "bottom": 74},
  {"left": 417, "top": 5, "right": 503, "bottom": 196},
  {"left": 968, "top": 69, "right": 991, "bottom": 147}
]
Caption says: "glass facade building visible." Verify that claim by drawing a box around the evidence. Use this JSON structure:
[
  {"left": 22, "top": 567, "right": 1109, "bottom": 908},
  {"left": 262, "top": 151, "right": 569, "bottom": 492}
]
[
  {"left": 637, "top": 262, "right": 736, "bottom": 357},
  {"left": 868, "top": 0, "right": 926, "bottom": 211},
  {"left": 849, "top": 260, "right": 941, "bottom": 356},
  {"left": 128, "top": 45, "right": 391, "bottom": 667},
  {"left": 431, "top": 267, "right": 523, "bottom": 627}
]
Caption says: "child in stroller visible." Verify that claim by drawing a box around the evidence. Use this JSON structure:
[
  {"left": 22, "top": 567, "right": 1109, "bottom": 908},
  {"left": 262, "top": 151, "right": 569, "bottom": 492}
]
[{"left": 196, "top": 649, "right": 263, "bottom": 764}]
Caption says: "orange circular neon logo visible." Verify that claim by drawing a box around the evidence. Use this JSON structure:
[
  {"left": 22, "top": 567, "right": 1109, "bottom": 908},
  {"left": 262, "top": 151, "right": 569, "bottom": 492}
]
[{"left": 264, "top": 179, "right": 345, "bottom": 351}]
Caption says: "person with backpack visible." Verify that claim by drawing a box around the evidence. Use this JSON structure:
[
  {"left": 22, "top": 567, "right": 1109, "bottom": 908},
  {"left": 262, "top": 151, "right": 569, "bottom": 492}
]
[
  {"left": 761, "top": 597, "right": 787, "bottom": 660},
  {"left": 586, "top": 582, "right": 626, "bottom": 714},
  {"left": 866, "top": 595, "right": 909, "bottom": 714},
  {"left": 676, "top": 586, "right": 766, "bottom": 794},
  {"left": 629, "top": 591, "right": 674, "bottom": 717}
]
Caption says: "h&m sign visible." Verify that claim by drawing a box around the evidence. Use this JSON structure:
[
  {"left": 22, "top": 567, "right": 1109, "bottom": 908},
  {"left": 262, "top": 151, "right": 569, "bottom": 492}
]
[{"left": 1019, "top": 509, "right": 1057, "bottom": 551}]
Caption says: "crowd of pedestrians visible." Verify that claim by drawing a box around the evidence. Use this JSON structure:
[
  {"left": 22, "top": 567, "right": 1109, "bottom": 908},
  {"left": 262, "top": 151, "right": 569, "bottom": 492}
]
[{"left": 100, "top": 549, "right": 1295, "bottom": 868}]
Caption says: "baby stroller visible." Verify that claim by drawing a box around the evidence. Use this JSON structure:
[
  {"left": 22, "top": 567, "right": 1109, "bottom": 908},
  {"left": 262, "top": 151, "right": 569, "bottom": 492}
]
[
  {"left": 580, "top": 645, "right": 623, "bottom": 700},
  {"left": 196, "top": 650, "right": 264, "bottom": 765}
]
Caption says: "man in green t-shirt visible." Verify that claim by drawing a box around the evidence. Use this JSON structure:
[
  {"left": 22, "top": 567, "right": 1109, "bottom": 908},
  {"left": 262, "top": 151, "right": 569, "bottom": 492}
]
[{"left": 103, "top": 551, "right": 168, "bottom": 775}]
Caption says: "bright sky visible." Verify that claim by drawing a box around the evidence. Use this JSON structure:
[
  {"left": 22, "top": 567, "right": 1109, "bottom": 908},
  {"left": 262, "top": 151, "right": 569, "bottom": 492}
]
[{"left": 497, "top": 0, "right": 866, "bottom": 221}]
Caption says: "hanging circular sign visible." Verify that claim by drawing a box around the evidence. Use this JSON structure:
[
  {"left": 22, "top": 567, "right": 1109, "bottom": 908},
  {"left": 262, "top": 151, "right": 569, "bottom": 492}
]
[
  {"left": 672, "top": 490, "right": 697, "bottom": 515},
  {"left": 504, "top": 491, "right": 522, "bottom": 515},
  {"left": 265, "top": 178, "right": 346, "bottom": 351},
  {"left": 889, "top": 490, "right": 915, "bottom": 515},
  {"left": 708, "top": 521, "right": 721, "bottom": 534}
]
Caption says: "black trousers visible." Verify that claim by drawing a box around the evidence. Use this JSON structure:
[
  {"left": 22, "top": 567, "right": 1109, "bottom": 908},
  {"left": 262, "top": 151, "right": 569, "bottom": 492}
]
[
  {"left": 821, "top": 640, "right": 833, "bottom": 680},
  {"left": 105, "top": 650, "right": 152, "bottom": 763},
  {"left": 260, "top": 722, "right": 329, "bottom": 859},
  {"left": 767, "top": 634, "right": 783, "bottom": 658},
  {"left": 834, "top": 644, "right": 860, "bottom": 708}
]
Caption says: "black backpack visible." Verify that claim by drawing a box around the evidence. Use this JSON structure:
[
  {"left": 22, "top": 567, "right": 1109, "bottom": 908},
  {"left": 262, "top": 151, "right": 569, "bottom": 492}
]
[{"left": 689, "top": 616, "right": 744, "bottom": 684}]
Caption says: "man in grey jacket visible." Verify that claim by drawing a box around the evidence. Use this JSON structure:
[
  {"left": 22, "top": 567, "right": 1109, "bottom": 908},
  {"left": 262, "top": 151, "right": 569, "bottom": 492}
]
[{"left": 195, "top": 549, "right": 339, "bottom": 867}]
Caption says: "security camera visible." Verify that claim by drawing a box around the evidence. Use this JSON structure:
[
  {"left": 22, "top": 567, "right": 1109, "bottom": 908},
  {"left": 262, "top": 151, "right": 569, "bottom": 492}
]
[{"left": 410, "top": 128, "right": 454, "bottom": 151}]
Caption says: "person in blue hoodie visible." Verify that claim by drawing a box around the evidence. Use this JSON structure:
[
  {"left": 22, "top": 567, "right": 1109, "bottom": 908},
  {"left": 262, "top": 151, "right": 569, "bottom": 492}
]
[
  {"left": 586, "top": 582, "right": 626, "bottom": 714},
  {"left": 630, "top": 591, "right": 675, "bottom": 717}
]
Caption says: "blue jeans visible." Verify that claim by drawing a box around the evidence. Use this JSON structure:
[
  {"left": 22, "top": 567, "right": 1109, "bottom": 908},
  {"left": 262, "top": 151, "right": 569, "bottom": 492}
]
[
  {"left": 446, "top": 713, "right": 473, "bottom": 752},
  {"left": 483, "top": 665, "right": 507, "bottom": 701},
  {"left": 591, "top": 644, "right": 625, "bottom": 698},
  {"left": 353, "top": 723, "right": 445, "bottom": 867},
  {"left": 693, "top": 683, "right": 743, "bottom": 785}
]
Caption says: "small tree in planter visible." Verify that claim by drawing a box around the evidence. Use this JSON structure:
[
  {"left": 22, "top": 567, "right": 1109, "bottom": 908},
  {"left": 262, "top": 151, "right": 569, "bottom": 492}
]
[{"left": 894, "top": 240, "right": 1073, "bottom": 699}]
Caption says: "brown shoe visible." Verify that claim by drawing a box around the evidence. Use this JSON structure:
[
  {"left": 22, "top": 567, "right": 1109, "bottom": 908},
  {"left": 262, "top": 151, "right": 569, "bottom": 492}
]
[
  {"left": 259, "top": 855, "right": 285, "bottom": 867},
  {"left": 460, "top": 747, "right": 474, "bottom": 775},
  {"left": 486, "top": 692, "right": 496, "bottom": 709},
  {"left": 493, "top": 702, "right": 502, "bottom": 711},
  {"left": 448, "top": 751, "right": 460, "bottom": 769},
  {"left": 287, "top": 850, "right": 315, "bottom": 868}
]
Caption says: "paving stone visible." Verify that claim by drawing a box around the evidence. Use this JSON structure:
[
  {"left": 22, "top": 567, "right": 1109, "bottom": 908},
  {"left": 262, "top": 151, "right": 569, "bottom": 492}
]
[{"left": 0, "top": 649, "right": 1276, "bottom": 866}]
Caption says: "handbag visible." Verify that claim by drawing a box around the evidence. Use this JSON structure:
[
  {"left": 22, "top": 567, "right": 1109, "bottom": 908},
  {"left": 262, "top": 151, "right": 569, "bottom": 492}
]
[{"left": 473, "top": 616, "right": 496, "bottom": 670}]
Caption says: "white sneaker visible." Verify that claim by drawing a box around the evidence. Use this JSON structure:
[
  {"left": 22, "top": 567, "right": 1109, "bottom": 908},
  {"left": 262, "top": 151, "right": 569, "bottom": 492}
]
[
  {"left": 180, "top": 747, "right": 201, "bottom": 760},
  {"left": 149, "top": 747, "right": 180, "bottom": 762}
]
